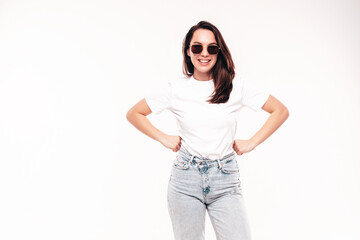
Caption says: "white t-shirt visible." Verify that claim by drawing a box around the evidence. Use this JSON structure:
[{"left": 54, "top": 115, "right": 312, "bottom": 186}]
[{"left": 145, "top": 74, "right": 270, "bottom": 160}]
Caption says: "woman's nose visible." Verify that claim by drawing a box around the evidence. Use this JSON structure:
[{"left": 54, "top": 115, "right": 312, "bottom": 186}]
[{"left": 201, "top": 49, "right": 209, "bottom": 57}]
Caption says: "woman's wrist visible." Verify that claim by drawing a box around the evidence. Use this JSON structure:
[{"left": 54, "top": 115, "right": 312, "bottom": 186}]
[
  {"left": 249, "top": 137, "right": 260, "bottom": 149},
  {"left": 156, "top": 131, "right": 167, "bottom": 143}
]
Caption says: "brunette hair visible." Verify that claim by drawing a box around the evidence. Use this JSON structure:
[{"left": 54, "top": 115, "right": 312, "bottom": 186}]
[{"left": 182, "top": 20, "right": 235, "bottom": 104}]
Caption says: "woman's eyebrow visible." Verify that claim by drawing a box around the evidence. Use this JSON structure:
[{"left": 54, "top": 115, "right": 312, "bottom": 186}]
[{"left": 193, "top": 41, "right": 217, "bottom": 45}]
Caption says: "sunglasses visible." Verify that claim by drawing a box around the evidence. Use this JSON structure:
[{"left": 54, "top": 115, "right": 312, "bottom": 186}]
[{"left": 190, "top": 44, "right": 220, "bottom": 55}]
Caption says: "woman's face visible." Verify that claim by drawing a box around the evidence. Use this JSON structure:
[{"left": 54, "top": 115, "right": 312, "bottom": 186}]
[{"left": 187, "top": 28, "right": 218, "bottom": 79}]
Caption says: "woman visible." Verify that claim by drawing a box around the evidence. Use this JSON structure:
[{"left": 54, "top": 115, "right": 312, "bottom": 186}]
[{"left": 126, "top": 20, "right": 289, "bottom": 240}]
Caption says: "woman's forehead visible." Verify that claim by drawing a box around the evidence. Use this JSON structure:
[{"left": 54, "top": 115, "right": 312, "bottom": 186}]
[{"left": 191, "top": 29, "right": 217, "bottom": 44}]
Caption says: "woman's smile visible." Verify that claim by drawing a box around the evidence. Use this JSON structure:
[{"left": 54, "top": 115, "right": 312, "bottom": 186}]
[{"left": 198, "top": 59, "right": 211, "bottom": 65}]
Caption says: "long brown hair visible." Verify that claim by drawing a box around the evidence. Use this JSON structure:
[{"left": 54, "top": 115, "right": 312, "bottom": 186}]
[{"left": 182, "top": 21, "right": 235, "bottom": 104}]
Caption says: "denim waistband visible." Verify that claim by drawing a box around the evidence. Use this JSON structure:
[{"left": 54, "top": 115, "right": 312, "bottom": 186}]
[{"left": 177, "top": 145, "right": 236, "bottom": 168}]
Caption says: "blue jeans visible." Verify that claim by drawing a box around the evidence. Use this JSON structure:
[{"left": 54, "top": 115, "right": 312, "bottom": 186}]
[{"left": 167, "top": 146, "right": 252, "bottom": 240}]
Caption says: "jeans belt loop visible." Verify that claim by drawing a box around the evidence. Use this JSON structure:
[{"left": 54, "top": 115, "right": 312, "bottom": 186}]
[
  {"left": 190, "top": 155, "right": 195, "bottom": 165},
  {"left": 217, "top": 159, "right": 222, "bottom": 169}
]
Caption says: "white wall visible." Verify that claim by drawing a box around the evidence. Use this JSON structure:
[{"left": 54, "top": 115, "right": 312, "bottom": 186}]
[{"left": 0, "top": 0, "right": 359, "bottom": 239}]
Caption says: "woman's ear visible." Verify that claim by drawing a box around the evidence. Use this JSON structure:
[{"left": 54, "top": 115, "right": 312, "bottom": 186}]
[{"left": 187, "top": 49, "right": 190, "bottom": 57}]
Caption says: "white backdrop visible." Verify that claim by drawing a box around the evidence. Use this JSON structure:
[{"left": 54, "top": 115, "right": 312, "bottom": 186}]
[{"left": 0, "top": 0, "right": 359, "bottom": 239}]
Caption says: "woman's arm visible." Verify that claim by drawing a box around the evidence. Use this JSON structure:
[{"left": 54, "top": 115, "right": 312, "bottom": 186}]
[
  {"left": 126, "top": 98, "right": 182, "bottom": 152},
  {"left": 233, "top": 95, "right": 289, "bottom": 155}
]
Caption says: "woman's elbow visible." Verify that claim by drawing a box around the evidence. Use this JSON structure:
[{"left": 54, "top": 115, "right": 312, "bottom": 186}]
[
  {"left": 280, "top": 106, "right": 290, "bottom": 119},
  {"left": 126, "top": 108, "right": 135, "bottom": 122}
]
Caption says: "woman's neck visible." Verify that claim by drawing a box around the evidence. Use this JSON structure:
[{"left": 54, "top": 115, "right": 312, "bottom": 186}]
[{"left": 193, "top": 71, "right": 212, "bottom": 81}]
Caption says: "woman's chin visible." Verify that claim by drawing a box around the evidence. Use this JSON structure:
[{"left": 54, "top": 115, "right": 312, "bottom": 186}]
[{"left": 196, "top": 65, "right": 214, "bottom": 72}]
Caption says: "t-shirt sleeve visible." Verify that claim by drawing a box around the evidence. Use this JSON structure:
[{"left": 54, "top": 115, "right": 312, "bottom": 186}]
[
  {"left": 144, "top": 80, "right": 173, "bottom": 114},
  {"left": 240, "top": 78, "right": 270, "bottom": 112}
]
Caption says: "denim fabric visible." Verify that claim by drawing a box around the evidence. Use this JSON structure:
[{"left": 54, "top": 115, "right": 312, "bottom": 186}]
[{"left": 167, "top": 146, "right": 252, "bottom": 240}]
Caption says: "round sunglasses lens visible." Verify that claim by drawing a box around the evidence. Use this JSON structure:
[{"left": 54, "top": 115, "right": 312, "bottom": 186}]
[
  {"left": 191, "top": 45, "right": 202, "bottom": 54},
  {"left": 208, "top": 46, "right": 219, "bottom": 54}
]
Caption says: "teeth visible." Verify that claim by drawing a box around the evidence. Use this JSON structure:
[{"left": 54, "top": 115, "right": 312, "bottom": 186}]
[{"left": 199, "top": 59, "right": 210, "bottom": 63}]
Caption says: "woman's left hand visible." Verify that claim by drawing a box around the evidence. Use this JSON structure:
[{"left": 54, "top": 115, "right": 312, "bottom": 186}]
[{"left": 233, "top": 139, "right": 256, "bottom": 155}]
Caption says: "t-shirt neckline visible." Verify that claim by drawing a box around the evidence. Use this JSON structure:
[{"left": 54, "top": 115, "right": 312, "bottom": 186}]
[{"left": 191, "top": 75, "right": 213, "bottom": 83}]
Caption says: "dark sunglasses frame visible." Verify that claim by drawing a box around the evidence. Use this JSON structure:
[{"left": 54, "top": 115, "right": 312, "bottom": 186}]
[{"left": 190, "top": 44, "right": 220, "bottom": 55}]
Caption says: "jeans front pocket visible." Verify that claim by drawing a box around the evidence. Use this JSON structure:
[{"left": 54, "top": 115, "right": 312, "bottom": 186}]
[
  {"left": 173, "top": 155, "right": 190, "bottom": 170},
  {"left": 220, "top": 158, "right": 239, "bottom": 174}
]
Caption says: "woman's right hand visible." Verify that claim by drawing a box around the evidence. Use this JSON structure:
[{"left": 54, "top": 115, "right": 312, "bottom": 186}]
[{"left": 159, "top": 134, "right": 182, "bottom": 152}]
